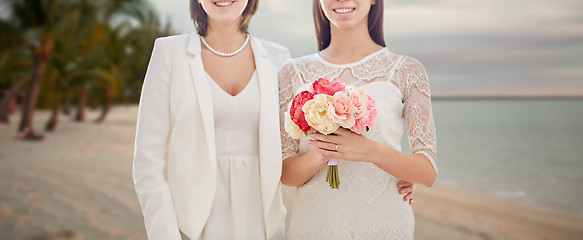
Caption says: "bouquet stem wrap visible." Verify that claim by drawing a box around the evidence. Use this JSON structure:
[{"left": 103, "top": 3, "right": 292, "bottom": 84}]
[{"left": 326, "top": 158, "right": 339, "bottom": 189}]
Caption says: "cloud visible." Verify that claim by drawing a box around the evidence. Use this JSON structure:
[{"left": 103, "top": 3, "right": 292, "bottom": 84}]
[
  {"left": 150, "top": 0, "right": 583, "bottom": 97},
  {"left": 384, "top": 0, "right": 583, "bottom": 96}
]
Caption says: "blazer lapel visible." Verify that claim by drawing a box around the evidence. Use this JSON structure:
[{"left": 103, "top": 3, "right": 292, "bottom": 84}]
[
  {"left": 251, "top": 37, "right": 283, "bottom": 226},
  {"left": 187, "top": 33, "right": 217, "bottom": 180}
]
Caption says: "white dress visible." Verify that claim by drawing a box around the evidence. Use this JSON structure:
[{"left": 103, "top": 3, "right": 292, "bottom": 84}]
[
  {"left": 278, "top": 48, "right": 438, "bottom": 240},
  {"left": 200, "top": 71, "right": 267, "bottom": 240}
]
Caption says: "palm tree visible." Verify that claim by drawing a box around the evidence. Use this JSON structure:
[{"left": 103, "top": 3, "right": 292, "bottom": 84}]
[
  {"left": 0, "top": 17, "right": 29, "bottom": 124},
  {"left": 71, "top": 0, "right": 167, "bottom": 123},
  {"left": 90, "top": 7, "right": 171, "bottom": 123},
  {"left": 41, "top": 0, "right": 98, "bottom": 129},
  {"left": 87, "top": 22, "right": 129, "bottom": 124},
  {"left": 0, "top": 42, "right": 33, "bottom": 123},
  {"left": 123, "top": 8, "right": 173, "bottom": 103},
  {"left": 2, "top": 0, "right": 172, "bottom": 134},
  {"left": 6, "top": 0, "right": 82, "bottom": 139}
]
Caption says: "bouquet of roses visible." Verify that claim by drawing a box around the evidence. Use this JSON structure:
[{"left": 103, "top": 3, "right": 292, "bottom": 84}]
[{"left": 284, "top": 78, "right": 377, "bottom": 189}]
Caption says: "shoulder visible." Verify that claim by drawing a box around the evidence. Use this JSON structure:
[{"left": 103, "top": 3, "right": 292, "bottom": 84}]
[
  {"left": 384, "top": 51, "right": 427, "bottom": 75},
  {"left": 153, "top": 33, "right": 192, "bottom": 49},
  {"left": 402, "top": 55, "right": 427, "bottom": 73},
  {"left": 256, "top": 37, "right": 289, "bottom": 56},
  {"left": 385, "top": 52, "right": 431, "bottom": 94},
  {"left": 150, "top": 33, "right": 193, "bottom": 60},
  {"left": 279, "top": 53, "right": 317, "bottom": 76},
  {"left": 280, "top": 53, "right": 319, "bottom": 72},
  {"left": 253, "top": 37, "right": 291, "bottom": 67},
  {"left": 401, "top": 55, "right": 428, "bottom": 84},
  {"left": 279, "top": 59, "right": 296, "bottom": 77}
]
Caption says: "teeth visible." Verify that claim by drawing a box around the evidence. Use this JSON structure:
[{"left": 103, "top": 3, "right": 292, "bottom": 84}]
[
  {"left": 334, "top": 8, "right": 354, "bottom": 13},
  {"left": 215, "top": 1, "right": 233, "bottom": 6}
]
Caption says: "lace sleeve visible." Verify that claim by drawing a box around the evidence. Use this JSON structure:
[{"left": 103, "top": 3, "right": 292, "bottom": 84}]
[
  {"left": 399, "top": 57, "right": 438, "bottom": 175},
  {"left": 278, "top": 60, "right": 301, "bottom": 160}
]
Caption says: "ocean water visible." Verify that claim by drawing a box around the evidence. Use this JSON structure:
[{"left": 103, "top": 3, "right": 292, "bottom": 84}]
[{"left": 401, "top": 99, "right": 583, "bottom": 216}]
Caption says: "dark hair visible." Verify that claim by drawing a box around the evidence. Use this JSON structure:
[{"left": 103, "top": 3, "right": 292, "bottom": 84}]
[
  {"left": 313, "top": 0, "right": 386, "bottom": 51},
  {"left": 190, "top": 0, "right": 259, "bottom": 36}
]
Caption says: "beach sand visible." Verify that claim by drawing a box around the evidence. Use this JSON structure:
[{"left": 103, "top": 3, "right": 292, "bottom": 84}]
[{"left": 1, "top": 106, "right": 582, "bottom": 240}]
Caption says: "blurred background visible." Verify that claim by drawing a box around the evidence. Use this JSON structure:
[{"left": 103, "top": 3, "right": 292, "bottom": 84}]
[{"left": 1, "top": 0, "right": 582, "bottom": 239}]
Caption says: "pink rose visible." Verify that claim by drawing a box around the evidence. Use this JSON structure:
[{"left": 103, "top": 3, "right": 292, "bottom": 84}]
[
  {"left": 351, "top": 108, "right": 377, "bottom": 134},
  {"left": 312, "top": 78, "right": 345, "bottom": 95},
  {"left": 289, "top": 90, "right": 314, "bottom": 132},
  {"left": 346, "top": 87, "right": 368, "bottom": 119},
  {"left": 332, "top": 92, "right": 356, "bottom": 128},
  {"left": 350, "top": 92, "right": 377, "bottom": 134},
  {"left": 350, "top": 117, "right": 367, "bottom": 134},
  {"left": 364, "top": 93, "right": 378, "bottom": 127}
]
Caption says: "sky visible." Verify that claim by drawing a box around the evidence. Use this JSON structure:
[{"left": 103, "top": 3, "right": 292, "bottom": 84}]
[{"left": 148, "top": 0, "right": 583, "bottom": 97}]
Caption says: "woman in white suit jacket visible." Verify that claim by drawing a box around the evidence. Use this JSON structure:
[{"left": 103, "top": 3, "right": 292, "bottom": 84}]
[{"left": 132, "top": 0, "right": 289, "bottom": 239}]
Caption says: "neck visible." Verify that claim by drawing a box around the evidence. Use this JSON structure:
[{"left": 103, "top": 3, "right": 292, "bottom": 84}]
[
  {"left": 324, "top": 21, "right": 383, "bottom": 62},
  {"left": 203, "top": 20, "right": 247, "bottom": 52}
]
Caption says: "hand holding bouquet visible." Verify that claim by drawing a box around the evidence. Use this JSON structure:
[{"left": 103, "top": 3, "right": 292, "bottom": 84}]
[{"left": 284, "top": 78, "right": 377, "bottom": 189}]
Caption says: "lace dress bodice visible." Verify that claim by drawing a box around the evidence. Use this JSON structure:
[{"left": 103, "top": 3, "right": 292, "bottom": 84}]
[{"left": 278, "top": 48, "right": 437, "bottom": 240}]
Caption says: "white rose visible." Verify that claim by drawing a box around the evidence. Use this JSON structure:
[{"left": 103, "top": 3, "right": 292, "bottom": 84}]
[
  {"left": 284, "top": 112, "right": 303, "bottom": 139},
  {"left": 302, "top": 94, "right": 340, "bottom": 135}
]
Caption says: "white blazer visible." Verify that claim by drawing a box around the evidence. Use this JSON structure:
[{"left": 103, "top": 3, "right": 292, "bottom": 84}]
[{"left": 133, "top": 33, "right": 290, "bottom": 240}]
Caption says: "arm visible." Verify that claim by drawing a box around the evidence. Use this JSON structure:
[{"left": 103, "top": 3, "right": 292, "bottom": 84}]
[
  {"left": 370, "top": 145, "right": 436, "bottom": 187},
  {"left": 278, "top": 62, "right": 331, "bottom": 187},
  {"left": 309, "top": 58, "right": 437, "bottom": 187},
  {"left": 397, "top": 57, "right": 438, "bottom": 186},
  {"left": 310, "top": 128, "right": 435, "bottom": 187},
  {"left": 132, "top": 38, "right": 181, "bottom": 239},
  {"left": 281, "top": 149, "right": 329, "bottom": 187}
]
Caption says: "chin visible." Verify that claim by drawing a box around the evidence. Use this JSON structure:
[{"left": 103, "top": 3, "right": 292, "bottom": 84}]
[
  {"left": 330, "top": 18, "right": 367, "bottom": 31},
  {"left": 203, "top": 1, "right": 247, "bottom": 21},
  {"left": 326, "top": 8, "right": 369, "bottom": 30},
  {"left": 211, "top": 14, "right": 241, "bottom": 24},
  {"left": 331, "top": 21, "right": 360, "bottom": 29}
]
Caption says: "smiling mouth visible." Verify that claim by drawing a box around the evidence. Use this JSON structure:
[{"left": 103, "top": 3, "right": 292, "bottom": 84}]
[
  {"left": 215, "top": 1, "right": 234, "bottom": 7},
  {"left": 333, "top": 8, "right": 355, "bottom": 13}
]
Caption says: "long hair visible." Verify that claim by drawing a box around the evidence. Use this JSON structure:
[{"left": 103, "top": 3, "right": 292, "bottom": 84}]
[
  {"left": 190, "top": 0, "right": 259, "bottom": 36},
  {"left": 313, "top": 0, "right": 386, "bottom": 51}
]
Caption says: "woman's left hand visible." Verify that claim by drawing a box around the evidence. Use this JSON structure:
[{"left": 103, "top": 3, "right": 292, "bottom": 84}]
[
  {"left": 308, "top": 128, "right": 381, "bottom": 163},
  {"left": 398, "top": 180, "right": 415, "bottom": 205}
]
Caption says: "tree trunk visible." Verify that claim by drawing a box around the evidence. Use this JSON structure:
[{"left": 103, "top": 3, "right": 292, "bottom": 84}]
[
  {"left": 1, "top": 80, "right": 25, "bottom": 123},
  {"left": 62, "top": 96, "right": 72, "bottom": 115},
  {"left": 18, "top": 39, "right": 52, "bottom": 140},
  {"left": 45, "top": 100, "right": 61, "bottom": 131},
  {"left": 95, "top": 85, "right": 112, "bottom": 124},
  {"left": 75, "top": 84, "right": 87, "bottom": 122},
  {"left": 0, "top": 90, "right": 7, "bottom": 123},
  {"left": 0, "top": 90, "right": 11, "bottom": 123},
  {"left": 7, "top": 91, "right": 18, "bottom": 114}
]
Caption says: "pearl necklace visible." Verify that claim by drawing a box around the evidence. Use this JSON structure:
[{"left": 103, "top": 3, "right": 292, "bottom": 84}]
[{"left": 200, "top": 34, "right": 250, "bottom": 57}]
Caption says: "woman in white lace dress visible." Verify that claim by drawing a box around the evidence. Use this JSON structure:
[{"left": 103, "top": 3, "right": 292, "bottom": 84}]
[{"left": 278, "top": 0, "right": 438, "bottom": 239}]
